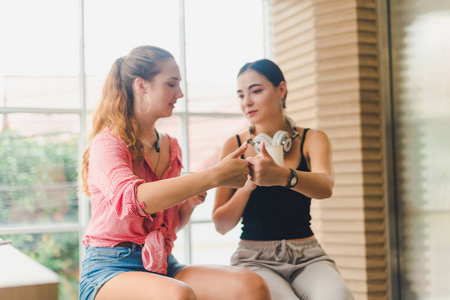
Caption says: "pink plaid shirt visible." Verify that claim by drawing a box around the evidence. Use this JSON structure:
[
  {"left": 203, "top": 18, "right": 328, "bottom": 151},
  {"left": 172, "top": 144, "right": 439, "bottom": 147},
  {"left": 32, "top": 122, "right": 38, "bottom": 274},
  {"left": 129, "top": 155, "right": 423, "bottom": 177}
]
[{"left": 82, "top": 128, "right": 183, "bottom": 274}]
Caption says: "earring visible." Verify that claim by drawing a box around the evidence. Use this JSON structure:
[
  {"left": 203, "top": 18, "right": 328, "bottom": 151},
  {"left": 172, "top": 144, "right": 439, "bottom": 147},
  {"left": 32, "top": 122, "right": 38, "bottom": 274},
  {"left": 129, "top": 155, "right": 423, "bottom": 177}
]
[
  {"left": 281, "top": 98, "right": 286, "bottom": 109},
  {"left": 138, "top": 94, "right": 152, "bottom": 114}
]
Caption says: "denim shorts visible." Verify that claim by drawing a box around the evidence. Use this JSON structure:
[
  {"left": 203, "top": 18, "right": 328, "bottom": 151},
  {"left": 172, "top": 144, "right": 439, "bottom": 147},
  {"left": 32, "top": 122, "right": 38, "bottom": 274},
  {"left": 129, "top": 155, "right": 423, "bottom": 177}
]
[{"left": 79, "top": 244, "right": 185, "bottom": 300}]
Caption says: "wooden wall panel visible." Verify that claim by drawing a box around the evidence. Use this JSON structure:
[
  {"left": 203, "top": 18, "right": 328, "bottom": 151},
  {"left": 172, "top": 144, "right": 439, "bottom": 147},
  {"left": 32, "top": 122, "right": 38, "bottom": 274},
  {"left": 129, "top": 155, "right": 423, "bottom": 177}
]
[{"left": 270, "top": 1, "right": 388, "bottom": 299}]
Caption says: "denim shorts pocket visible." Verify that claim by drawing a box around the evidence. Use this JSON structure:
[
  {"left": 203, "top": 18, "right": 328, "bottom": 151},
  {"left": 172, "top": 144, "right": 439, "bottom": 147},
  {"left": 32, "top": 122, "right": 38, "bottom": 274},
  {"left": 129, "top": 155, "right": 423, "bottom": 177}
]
[{"left": 89, "top": 247, "right": 132, "bottom": 263}]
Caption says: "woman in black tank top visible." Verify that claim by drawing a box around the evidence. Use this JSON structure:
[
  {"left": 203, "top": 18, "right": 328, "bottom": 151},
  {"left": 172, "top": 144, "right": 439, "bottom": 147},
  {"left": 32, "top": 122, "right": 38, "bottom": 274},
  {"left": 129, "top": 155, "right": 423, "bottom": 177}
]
[{"left": 213, "top": 59, "right": 354, "bottom": 300}]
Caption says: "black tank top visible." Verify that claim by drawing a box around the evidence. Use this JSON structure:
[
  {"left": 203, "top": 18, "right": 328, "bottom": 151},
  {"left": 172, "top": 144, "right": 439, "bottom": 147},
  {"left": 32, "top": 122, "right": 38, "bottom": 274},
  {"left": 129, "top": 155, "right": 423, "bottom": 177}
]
[{"left": 236, "top": 128, "right": 313, "bottom": 240}]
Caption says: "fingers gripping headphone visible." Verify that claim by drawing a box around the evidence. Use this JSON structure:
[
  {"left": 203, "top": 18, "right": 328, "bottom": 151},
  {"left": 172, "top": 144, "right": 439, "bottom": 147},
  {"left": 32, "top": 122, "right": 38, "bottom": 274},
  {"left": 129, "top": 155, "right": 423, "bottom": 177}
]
[{"left": 251, "top": 117, "right": 299, "bottom": 154}]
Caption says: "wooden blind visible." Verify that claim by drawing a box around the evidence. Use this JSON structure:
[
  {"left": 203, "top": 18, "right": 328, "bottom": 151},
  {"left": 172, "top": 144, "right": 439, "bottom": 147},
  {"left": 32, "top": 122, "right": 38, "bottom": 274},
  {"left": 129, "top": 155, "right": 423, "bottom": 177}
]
[{"left": 270, "top": 1, "right": 388, "bottom": 299}]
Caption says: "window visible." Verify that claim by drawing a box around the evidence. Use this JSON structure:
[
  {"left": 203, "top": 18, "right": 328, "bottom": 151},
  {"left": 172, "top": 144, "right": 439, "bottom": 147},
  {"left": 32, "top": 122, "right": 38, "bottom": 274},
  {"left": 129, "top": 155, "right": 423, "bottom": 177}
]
[
  {"left": 389, "top": 0, "right": 450, "bottom": 298},
  {"left": 0, "top": 1, "right": 267, "bottom": 298}
]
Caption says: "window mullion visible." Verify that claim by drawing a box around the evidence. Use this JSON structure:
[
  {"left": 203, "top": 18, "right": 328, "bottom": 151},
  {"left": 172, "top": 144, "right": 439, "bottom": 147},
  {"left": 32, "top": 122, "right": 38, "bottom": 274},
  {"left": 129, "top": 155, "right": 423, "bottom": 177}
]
[
  {"left": 78, "top": 0, "right": 89, "bottom": 274},
  {"left": 178, "top": 0, "right": 192, "bottom": 265}
]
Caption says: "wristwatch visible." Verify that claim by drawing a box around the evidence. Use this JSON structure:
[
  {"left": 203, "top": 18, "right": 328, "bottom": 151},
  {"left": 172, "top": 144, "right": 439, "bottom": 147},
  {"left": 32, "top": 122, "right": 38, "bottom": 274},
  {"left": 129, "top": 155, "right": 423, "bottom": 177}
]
[{"left": 286, "top": 168, "right": 298, "bottom": 188}]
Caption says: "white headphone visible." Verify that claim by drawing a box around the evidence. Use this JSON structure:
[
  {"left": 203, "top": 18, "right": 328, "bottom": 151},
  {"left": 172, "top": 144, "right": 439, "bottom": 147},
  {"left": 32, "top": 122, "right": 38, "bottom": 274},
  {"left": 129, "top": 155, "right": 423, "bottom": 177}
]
[{"left": 250, "top": 116, "right": 299, "bottom": 154}]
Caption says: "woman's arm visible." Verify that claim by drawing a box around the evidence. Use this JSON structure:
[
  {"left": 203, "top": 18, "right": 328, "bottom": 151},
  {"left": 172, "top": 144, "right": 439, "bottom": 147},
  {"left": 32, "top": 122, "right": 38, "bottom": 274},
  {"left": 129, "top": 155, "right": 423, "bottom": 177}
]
[
  {"left": 137, "top": 142, "right": 249, "bottom": 214},
  {"left": 213, "top": 137, "right": 256, "bottom": 235},
  {"left": 291, "top": 129, "right": 334, "bottom": 198},
  {"left": 247, "top": 129, "right": 335, "bottom": 199}
]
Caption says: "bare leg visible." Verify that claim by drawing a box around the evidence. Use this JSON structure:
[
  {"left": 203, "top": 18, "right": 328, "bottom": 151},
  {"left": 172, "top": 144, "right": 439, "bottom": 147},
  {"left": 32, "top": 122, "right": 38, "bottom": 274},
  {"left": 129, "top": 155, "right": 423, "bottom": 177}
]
[
  {"left": 95, "top": 271, "right": 196, "bottom": 300},
  {"left": 175, "top": 265, "right": 271, "bottom": 300}
]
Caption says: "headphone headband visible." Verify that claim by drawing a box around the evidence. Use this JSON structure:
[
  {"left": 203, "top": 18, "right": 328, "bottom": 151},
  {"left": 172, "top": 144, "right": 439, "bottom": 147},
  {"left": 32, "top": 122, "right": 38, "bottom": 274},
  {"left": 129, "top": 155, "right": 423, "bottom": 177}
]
[
  {"left": 285, "top": 116, "right": 299, "bottom": 138},
  {"left": 249, "top": 116, "right": 298, "bottom": 154}
]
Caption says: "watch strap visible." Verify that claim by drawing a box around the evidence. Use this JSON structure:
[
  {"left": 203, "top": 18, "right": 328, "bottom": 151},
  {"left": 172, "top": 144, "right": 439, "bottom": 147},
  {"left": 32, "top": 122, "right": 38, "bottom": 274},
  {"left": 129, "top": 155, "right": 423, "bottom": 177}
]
[{"left": 286, "top": 168, "right": 298, "bottom": 188}]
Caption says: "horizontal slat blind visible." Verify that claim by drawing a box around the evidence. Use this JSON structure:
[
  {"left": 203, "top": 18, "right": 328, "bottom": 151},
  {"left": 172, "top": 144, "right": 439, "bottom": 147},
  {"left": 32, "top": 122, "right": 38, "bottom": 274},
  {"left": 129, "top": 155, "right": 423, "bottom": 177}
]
[{"left": 270, "top": 1, "right": 388, "bottom": 299}]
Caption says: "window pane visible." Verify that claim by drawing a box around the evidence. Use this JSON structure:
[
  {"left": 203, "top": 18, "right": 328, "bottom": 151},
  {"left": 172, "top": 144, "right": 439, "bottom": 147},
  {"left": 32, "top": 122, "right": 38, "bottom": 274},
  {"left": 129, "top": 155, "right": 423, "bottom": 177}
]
[
  {"left": 172, "top": 227, "right": 186, "bottom": 263},
  {"left": 2, "top": 76, "right": 80, "bottom": 110},
  {"left": 190, "top": 188, "right": 216, "bottom": 222},
  {"left": 2, "top": 232, "right": 79, "bottom": 300},
  {"left": 390, "top": 1, "right": 450, "bottom": 298},
  {"left": 0, "top": 0, "right": 80, "bottom": 109},
  {"left": 190, "top": 222, "right": 241, "bottom": 265},
  {"left": 156, "top": 115, "right": 182, "bottom": 141},
  {"left": 188, "top": 116, "right": 248, "bottom": 172},
  {"left": 187, "top": 116, "right": 248, "bottom": 222},
  {"left": 84, "top": 0, "right": 181, "bottom": 110},
  {"left": 185, "top": 0, "right": 265, "bottom": 113},
  {"left": 187, "top": 82, "right": 241, "bottom": 114},
  {"left": 0, "top": 114, "right": 79, "bottom": 226}
]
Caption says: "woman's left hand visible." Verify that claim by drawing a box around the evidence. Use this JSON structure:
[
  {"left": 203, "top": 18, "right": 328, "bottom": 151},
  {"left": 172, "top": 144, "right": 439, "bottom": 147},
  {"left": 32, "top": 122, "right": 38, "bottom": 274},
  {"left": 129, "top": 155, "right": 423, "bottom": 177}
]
[
  {"left": 185, "top": 191, "right": 207, "bottom": 207},
  {"left": 246, "top": 142, "right": 289, "bottom": 186}
]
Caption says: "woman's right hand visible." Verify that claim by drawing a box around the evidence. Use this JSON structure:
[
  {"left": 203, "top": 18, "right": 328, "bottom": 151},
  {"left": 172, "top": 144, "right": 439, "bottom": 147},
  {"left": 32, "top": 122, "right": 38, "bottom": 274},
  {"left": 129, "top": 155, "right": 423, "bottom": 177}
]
[{"left": 215, "top": 142, "right": 249, "bottom": 189}]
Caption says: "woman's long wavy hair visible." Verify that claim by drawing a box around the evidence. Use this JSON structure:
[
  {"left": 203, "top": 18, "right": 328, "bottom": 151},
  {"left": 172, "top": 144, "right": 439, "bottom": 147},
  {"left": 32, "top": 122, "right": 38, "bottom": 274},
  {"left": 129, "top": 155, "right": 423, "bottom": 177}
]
[{"left": 81, "top": 45, "right": 174, "bottom": 196}]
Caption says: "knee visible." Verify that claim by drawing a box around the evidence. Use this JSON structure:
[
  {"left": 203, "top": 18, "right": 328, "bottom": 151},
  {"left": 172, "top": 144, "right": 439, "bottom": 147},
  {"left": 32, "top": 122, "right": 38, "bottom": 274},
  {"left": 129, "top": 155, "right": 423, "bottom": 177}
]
[
  {"left": 230, "top": 269, "right": 271, "bottom": 300},
  {"left": 168, "top": 283, "right": 197, "bottom": 300}
]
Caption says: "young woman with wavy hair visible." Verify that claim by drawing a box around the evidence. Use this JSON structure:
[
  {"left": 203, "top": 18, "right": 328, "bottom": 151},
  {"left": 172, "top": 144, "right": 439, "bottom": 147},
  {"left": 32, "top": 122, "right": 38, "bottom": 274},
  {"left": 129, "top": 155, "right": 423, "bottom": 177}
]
[{"left": 79, "top": 45, "right": 270, "bottom": 300}]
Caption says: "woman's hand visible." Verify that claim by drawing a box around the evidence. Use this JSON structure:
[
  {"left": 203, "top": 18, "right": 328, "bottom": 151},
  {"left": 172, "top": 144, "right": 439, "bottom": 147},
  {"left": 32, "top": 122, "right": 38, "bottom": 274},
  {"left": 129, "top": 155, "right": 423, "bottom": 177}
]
[
  {"left": 178, "top": 191, "right": 207, "bottom": 231},
  {"left": 185, "top": 191, "right": 207, "bottom": 207},
  {"left": 242, "top": 175, "right": 258, "bottom": 191},
  {"left": 215, "top": 142, "right": 250, "bottom": 189},
  {"left": 246, "top": 141, "right": 290, "bottom": 187}
]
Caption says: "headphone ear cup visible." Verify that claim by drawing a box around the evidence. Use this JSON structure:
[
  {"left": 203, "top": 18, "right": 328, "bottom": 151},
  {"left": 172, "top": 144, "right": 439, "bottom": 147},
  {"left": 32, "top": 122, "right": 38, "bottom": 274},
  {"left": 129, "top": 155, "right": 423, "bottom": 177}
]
[
  {"left": 253, "top": 133, "right": 273, "bottom": 154},
  {"left": 283, "top": 138, "right": 293, "bottom": 153},
  {"left": 273, "top": 130, "right": 292, "bottom": 153}
]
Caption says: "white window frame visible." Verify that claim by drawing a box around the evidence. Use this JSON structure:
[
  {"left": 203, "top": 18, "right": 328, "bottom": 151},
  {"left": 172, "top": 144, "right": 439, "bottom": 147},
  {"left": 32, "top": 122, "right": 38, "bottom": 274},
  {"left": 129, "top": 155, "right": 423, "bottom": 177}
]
[{"left": 0, "top": 0, "right": 271, "bottom": 272}]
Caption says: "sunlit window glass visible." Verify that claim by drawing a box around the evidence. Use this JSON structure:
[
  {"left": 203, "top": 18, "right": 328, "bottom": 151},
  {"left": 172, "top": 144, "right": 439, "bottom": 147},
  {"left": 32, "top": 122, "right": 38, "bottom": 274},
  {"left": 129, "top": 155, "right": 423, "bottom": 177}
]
[
  {"left": 185, "top": 0, "right": 265, "bottom": 113},
  {"left": 0, "top": 0, "right": 80, "bottom": 109},
  {"left": 84, "top": 0, "right": 181, "bottom": 111}
]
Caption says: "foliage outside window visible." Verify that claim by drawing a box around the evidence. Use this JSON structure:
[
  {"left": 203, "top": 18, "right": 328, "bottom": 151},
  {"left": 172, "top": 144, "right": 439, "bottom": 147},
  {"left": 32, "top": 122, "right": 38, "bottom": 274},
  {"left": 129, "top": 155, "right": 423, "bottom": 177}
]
[{"left": 0, "top": 128, "right": 79, "bottom": 299}]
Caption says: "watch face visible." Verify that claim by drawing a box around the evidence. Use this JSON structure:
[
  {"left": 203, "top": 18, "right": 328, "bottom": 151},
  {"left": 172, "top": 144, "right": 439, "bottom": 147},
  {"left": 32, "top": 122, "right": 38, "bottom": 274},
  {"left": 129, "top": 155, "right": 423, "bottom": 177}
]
[
  {"left": 291, "top": 176, "right": 298, "bottom": 187},
  {"left": 286, "top": 168, "right": 298, "bottom": 188}
]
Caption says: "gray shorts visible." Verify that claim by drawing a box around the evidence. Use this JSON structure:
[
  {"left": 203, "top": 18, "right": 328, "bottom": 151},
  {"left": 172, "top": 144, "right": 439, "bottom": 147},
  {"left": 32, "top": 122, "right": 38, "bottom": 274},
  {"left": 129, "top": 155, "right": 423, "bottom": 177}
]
[{"left": 231, "top": 239, "right": 354, "bottom": 300}]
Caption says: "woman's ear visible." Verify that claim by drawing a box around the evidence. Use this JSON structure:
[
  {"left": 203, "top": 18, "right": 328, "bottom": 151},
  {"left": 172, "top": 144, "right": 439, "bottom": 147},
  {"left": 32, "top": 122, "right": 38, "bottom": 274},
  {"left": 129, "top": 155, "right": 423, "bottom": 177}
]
[
  {"left": 133, "top": 77, "right": 147, "bottom": 96},
  {"left": 278, "top": 81, "right": 287, "bottom": 99}
]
